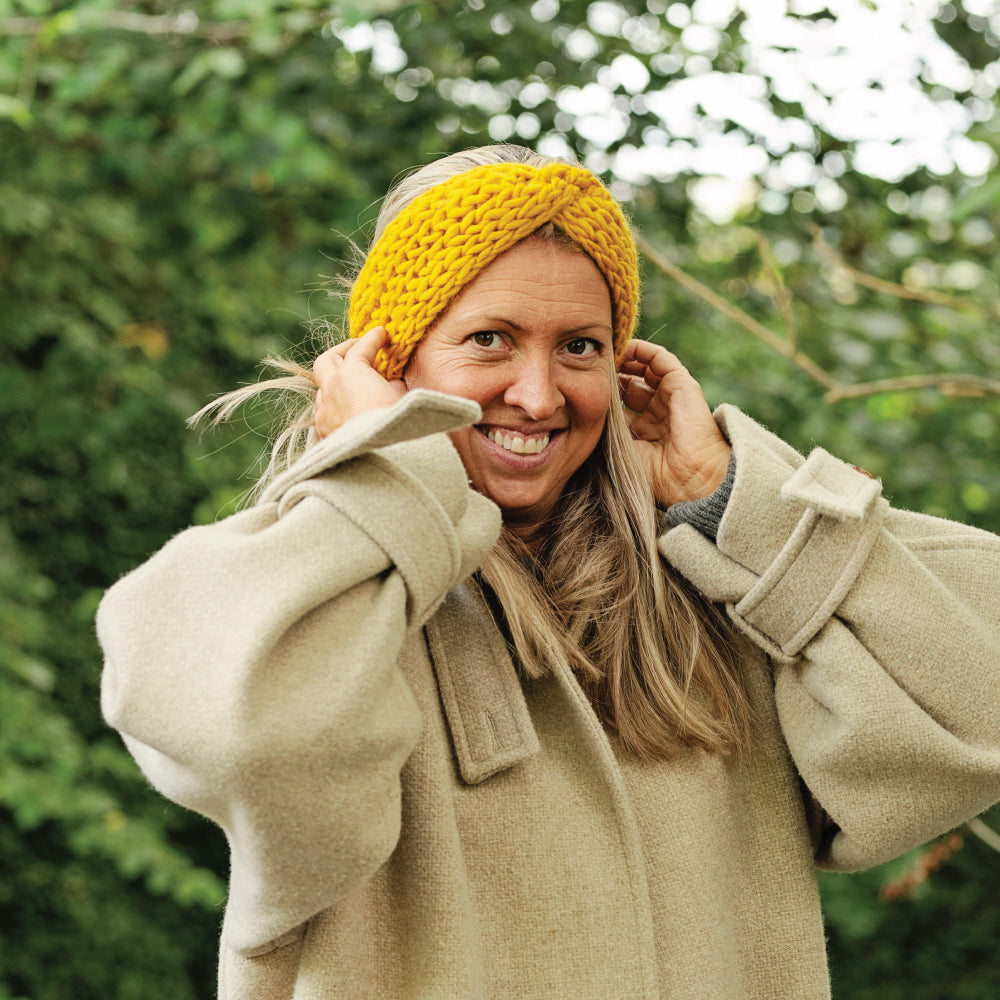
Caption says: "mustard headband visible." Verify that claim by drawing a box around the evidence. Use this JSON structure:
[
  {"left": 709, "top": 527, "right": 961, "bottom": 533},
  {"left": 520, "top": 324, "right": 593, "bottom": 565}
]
[{"left": 348, "top": 161, "right": 639, "bottom": 380}]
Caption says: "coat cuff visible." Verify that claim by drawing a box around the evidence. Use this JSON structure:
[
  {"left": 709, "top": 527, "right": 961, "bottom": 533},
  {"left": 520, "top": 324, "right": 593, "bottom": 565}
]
[
  {"left": 261, "top": 389, "right": 482, "bottom": 503},
  {"left": 660, "top": 405, "right": 887, "bottom": 660},
  {"left": 264, "top": 390, "right": 500, "bottom": 620}
]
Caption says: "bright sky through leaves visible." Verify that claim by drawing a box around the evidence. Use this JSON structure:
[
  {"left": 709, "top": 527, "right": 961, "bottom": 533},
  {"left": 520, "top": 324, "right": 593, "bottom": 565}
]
[{"left": 340, "top": 0, "right": 999, "bottom": 221}]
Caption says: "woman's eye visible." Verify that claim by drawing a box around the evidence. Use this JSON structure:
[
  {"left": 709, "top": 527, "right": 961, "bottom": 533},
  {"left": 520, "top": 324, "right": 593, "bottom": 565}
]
[
  {"left": 565, "top": 337, "right": 600, "bottom": 356},
  {"left": 471, "top": 331, "right": 502, "bottom": 348}
]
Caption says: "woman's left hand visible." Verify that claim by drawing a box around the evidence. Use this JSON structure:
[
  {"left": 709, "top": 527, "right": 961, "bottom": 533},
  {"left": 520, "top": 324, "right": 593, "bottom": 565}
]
[{"left": 618, "top": 340, "right": 732, "bottom": 509}]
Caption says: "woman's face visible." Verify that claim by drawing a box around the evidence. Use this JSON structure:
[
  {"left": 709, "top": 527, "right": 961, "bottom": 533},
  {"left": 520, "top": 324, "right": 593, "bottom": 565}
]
[{"left": 404, "top": 237, "right": 614, "bottom": 541}]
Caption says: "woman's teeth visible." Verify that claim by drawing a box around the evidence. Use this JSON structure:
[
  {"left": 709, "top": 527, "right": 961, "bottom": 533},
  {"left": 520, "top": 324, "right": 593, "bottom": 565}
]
[{"left": 484, "top": 428, "right": 551, "bottom": 454}]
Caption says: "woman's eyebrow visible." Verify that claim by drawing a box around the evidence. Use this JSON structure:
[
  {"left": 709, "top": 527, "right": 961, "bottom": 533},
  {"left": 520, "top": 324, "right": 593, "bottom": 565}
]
[{"left": 480, "top": 315, "right": 614, "bottom": 335}]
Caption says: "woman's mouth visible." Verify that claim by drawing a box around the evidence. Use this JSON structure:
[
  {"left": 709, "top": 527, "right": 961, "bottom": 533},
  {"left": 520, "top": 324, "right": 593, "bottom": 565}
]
[{"left": 480, "top": 427, "right": 552, "bottom": 455}]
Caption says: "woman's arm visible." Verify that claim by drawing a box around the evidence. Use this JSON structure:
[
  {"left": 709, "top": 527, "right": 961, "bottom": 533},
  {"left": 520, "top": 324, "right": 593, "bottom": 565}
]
[
  {"left": 97, "top": 390, "right": 500, "bottom": 953},
  {"left": 660, "top": 404, "right": 1000, "bottom": 869}
]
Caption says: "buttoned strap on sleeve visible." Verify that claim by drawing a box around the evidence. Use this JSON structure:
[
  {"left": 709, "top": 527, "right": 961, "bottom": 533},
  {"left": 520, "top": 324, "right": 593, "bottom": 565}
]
[
  {"left": 262, "top": 388, "right": 482, "bottom": 503},
  {"left": 659, "top": 407, "right": 887, "bottom": 660},
  {"left": 780, "top": 447, "right": 882, "bottom": 521},
  {"left": 732, "top": 494, "right": 887, "bottom": 659},
  {"left": 663, "top": 405, "right": 1000, "bottom": 872},
  {"left": 98, "top": 389, "right": 502, "bottom": 956}
]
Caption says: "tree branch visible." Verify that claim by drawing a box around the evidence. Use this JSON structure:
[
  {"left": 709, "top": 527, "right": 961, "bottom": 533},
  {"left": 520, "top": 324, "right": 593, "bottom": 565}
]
[
  {"left": 966, "top": 816, "right": 1000, "bottom": 854},
  {"left": 879, "top": 832, "right": 965, "bottom": 901},
  {"left": 635, "top": 234, "right": 841, "bottom": 392},
  {"left": 638, "top": 233, "right": 1000, "bottom": 404},
  {"left": 824, "top": 373, "right": 1000, "bottom": 403},
  {"left": 757, "top": 233, "right": 797, "bottom": 351},
  {"left": 1, "top": 12, "right": 254, "bottom": 41},
  {"left": 810, "top": 225, "right": 974, "bottom": 309}
]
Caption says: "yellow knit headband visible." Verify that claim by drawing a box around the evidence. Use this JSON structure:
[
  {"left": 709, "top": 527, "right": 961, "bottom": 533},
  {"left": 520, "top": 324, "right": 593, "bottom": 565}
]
[{"left": 349, "top": 161, "right": 639, "bottom": 380}]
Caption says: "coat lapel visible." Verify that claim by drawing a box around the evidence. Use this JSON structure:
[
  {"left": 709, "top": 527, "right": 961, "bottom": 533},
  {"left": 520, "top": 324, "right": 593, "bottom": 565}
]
[{"left": 425, "top": 582, "right": 540, "bottom": 784}]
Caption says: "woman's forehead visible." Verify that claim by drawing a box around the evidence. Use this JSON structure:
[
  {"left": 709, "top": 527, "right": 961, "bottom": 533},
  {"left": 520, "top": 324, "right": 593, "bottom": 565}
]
[{"left": 441, "top": 238, "right": 613, "bottom": 322}]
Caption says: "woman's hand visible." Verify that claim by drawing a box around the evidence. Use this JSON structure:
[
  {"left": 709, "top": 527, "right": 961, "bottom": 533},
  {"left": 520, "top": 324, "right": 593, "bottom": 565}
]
[
  {"left": 618, "top": 340, "right": 732, "bottom": 508},
  {"left": 313, "top": 327, "right": 408, "bottom": 439}
]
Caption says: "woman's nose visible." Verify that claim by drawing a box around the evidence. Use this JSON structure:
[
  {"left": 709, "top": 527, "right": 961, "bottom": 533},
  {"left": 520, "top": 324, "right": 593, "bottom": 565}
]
[{"left": 503, "top": 359, "right": 565, "bottom": 419}]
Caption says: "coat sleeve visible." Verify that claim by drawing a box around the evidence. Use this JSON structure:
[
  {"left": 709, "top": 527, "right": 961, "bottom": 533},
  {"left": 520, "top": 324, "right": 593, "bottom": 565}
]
[
  {"left": 97, "top": 390, "right": 501, "bottom": 954},
  {"left": 659, "top": 404, "right": 1000, "bottom": 872}
]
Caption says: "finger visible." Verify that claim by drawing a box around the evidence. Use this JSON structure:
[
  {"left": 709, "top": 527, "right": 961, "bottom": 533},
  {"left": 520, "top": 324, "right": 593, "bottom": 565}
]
[
  {"left": 618, "top": 359, "right": 653, "bottom": 379},
  {"left": 620, "top": 340, "right": 688, "bottom": 388},
  {"left": 314, "top": 341, "right": 360, "bottom": 389},
  {"left": 629, "top": 346, "right": 703, "bottom": 412},
  {"left": 314, "top": 328, "right": 388, "bottom": 386},
  {"left": 347, "top": 325, "right": 388, "bottom": 366},
  {"left": 628, "top": 388, "right": 676, "bottom": 442},
  {"left": 627, "top": 366, "right": 707, "bottom": 443},
  {"left": 316, "top": 327, "right": 386, "bottom": 370},
  {"left": 618, "top": 373, "right": 655, "bottom": 413},
  {"left": 621, "top": 338, "right": 682, "bottom": 368},
  {"left": 636, "top": 363, "right": 701, "bottom": 422},
  {"left": 313, "top": 344, "right": 341, "bottom": 377},
  {"left": 313, "top": 385, "right": 335, "bottom": 439}
]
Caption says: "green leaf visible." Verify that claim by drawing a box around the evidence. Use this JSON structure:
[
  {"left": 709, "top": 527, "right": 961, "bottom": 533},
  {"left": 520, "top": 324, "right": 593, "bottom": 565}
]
[
  {"left": 173, "top": 47, "right": 247, "bottom": 96},
  {"left": 0, "top": 94, "right": 32, "bottom": 127},
  {"left": 37, "top": 7, "right": 79, "bottom": 45},
  {"left": 961, "top": 481, "right": 990, "bottom": 514},
  {"left": 950, "top": 175, "right": 1000, "bottom": 222}
]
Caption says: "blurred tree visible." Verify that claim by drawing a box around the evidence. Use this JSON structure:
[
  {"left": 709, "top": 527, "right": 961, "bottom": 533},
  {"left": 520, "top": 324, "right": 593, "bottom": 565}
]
[{"left": 1, "top": 0, "right": 997, "bottom": 995}]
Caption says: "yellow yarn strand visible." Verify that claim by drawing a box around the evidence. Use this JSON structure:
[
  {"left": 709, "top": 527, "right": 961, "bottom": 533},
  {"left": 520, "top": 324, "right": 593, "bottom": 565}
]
[{"left": 349, "top": 162, "right": 639, "bottom": 380}]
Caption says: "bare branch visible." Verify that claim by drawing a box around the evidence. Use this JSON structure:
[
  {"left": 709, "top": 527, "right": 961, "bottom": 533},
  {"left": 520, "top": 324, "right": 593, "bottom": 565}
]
[
  {"left": 810, "top": 226, "right": 973, "bottom": 309},
  {"left": 824, "top": 373, "right": 1000, "bottom": 403},
  {"left": 879, "top": 832, "right": 965, "bottom": 901},
  {"left": 1, "top": 12, "right": 255, "bottom": 41},
  {"left": 636, "top": 234, "right": 841, "bottom": 392},
  {"left": 966, "top": 816, "right": 1000, "bottom": 854},
  {"left": 638, "top": 233, "right": 999, "bottom": 405},
  {"left": 757, "top": 234, "right": 797, "bottom": 351},
  {"left": 17, "top": 32, "right": 38, "bottom": 106}
]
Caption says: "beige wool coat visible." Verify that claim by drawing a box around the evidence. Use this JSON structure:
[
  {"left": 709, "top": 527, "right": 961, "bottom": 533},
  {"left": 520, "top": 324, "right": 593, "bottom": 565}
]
[{"left": 98, "top": 389, "right": 1000, "bottom": 1000}]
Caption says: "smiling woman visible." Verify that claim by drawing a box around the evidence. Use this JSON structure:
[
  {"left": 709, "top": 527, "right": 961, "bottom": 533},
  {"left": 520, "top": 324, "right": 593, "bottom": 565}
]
[{"left": 96, "top": 144, "right": 1000, "bottom": 1000}]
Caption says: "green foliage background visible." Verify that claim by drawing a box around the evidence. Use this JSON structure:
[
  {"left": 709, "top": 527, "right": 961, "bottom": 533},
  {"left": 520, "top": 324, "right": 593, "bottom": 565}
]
[{"left": 1, "top": 1, "right": 998, "bottom": 996}]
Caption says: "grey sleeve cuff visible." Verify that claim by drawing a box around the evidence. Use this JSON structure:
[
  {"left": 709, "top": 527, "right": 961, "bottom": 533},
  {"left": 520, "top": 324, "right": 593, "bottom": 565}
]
[{"left": 662, "top": 452, "right": 736, "bottom": 542}]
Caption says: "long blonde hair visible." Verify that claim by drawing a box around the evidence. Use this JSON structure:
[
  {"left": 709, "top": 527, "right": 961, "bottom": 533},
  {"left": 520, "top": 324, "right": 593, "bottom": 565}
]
[
  {"left": 477, "top": 356, "right": 751, "bottom": 760},
  {"left": 195, "top": 144, "right": 752, "bottom": 759}
]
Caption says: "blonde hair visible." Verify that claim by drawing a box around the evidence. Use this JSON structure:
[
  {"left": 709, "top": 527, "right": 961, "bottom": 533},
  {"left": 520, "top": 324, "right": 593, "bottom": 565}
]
[
  {"left": 478, "top": 370, "right": 751, "bottom": 759},
  {"left": 195, "top": 144, "right": 751, "bottom": 759}
]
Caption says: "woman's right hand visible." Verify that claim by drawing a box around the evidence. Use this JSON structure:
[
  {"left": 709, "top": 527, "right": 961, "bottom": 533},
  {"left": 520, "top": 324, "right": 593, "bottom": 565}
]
[{"left": 313, "top": 326, "right": 408, "bottom": 438}]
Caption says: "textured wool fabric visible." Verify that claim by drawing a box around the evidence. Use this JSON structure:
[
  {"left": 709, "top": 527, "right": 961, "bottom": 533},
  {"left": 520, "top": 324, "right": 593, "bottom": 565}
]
[
  {"left": 348, "top": 162, "right": 639, "bottom": 380},
  {"left": 664, "top": 450, "right": 737, "bottom": 540},
  {"left": 98, "top": 392, "right": 1000, "bottom": 1000}
]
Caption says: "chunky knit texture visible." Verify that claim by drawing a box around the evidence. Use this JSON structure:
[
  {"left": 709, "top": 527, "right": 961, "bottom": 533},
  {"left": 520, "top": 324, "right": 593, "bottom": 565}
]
[{"left": 348, "top": 161, "right": 639, "bottom": 380}]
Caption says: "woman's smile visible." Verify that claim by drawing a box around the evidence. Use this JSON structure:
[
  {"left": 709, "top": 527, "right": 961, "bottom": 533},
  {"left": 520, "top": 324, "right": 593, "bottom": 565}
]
[{"left": 479, "top": 425, "right": 554, "bottom": 456}]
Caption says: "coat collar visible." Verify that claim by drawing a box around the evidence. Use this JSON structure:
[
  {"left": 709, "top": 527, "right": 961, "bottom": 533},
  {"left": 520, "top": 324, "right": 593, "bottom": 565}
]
[{"left": 424, "top": 582, "right": 540, "bottom": 784}]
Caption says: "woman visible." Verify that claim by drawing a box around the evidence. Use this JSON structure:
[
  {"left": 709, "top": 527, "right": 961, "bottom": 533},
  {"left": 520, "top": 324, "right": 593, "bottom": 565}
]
[{"left": 98, "top": 145, "right": 1000, "bottom": 999}]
